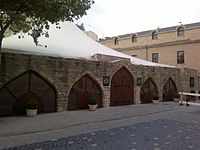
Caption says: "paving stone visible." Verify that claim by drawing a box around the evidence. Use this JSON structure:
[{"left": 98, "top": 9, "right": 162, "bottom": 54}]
[
  {"left": 3, "top": 119, "right": 200, "bottom": 150},
  {"left": 2, "top": 103, "right": 200, "bottom": 150}
]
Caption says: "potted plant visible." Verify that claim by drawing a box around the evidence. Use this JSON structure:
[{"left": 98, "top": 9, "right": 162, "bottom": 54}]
[
  {"left": 88, "top": 99, "right": 98, "bottom": 111},
  {"left": 174, "top": 93, "right": 180, "bottom": 102},
  {"left": 152, "top": 95, "right": 159, "bottom": 104},
  {"left": 25, "top": 100, "right": 38, "bottom": 117}
]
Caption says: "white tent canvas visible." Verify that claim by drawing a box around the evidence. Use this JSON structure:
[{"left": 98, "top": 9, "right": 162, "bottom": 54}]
[{"left": 2, "top": 22, "right": 174, "bottom": 68}]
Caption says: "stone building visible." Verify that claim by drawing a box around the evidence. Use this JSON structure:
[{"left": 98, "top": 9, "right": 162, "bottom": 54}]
[
  {"left": 0, "top": 22, "right": 198, "bottom": 116},
  {"left": 100, "top": 22, "right": 200, "bottom": 72},
  {"left": 77, "top": 23, "right": 98, "bottom": 41}
]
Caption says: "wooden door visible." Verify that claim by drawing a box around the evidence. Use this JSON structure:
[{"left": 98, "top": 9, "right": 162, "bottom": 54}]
[
  {"left": 0, "top": 70, "right": 56, "bottom": 116},
  {"left": 163, "top": 78, "right": 177, "bottom": 102},
  {"left": 111, "top": 67, "right": 134, "bottom": 106},
  {"left": 140, "top": 78, "right": 158, "bottom": 104},
  {"left": 14, "top": 92, "right": 43, "bottom": 114},
  {"left": 68, "top": 74, "right": 102, "bottom": 110}
]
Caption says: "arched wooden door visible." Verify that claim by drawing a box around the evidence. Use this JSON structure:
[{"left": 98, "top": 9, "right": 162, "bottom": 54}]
[
  {"left": 14, "top": 93, "right": 43, "bottom": 114},
  {"left": 0, "top": 70, "right": 56, "bottom": 116},
  {"left": 68, "top": 74, "right": 102, "bottom": 110},
  {"left": 110, "top": 67, "right": 134, "bottom": 106},
  {"left": 163, "top": 77, "right": 177, "bottom": 102},
  {"left": 140, "top": 77, "right": 158, "bottom": 104}
]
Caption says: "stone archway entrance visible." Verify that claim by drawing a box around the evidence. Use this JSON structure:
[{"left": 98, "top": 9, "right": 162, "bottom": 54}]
[
  {"left": 163, "top": 77, "right": 177, "bottom": 102},
  {"left": 0, "top": 70, "right": 57, "bottom": 116},
  {"left": 68, "top": 74, "right": 102, "bottom": 110},
  {"left": 140, "top": 77, "right": 158, "bottom": 104},
  {"left": 110, "top": 67, "right": 134, "bottom": 106}
]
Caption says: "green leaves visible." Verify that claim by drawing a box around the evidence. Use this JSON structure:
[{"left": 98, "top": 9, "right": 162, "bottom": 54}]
[{"left": 0, "top": 0, "right": 94, "bottom": 48}]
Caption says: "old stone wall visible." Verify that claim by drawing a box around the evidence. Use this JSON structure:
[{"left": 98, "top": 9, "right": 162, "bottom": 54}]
[{"left": 0, "top": 52, "right": 198, "bottom": 112}]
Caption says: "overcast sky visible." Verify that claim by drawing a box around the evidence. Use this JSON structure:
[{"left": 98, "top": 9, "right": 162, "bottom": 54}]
[{"left": 76, "top": 0, "right": 200, "bottom": 38}]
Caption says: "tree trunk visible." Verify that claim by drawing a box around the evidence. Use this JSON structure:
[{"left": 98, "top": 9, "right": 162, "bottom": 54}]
[
  {"left": 0, "top": 32, "right": 3, "bottom": 52},
  {"left": 0, "top": 35, "right": 2, "bottom": 52},
  {"left": 0, "top": 34, "right": 3, "bottom": 63}
]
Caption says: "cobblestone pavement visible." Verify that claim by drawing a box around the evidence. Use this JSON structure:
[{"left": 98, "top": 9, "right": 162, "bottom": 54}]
[
  {"left": 2, "top": 119, "right": 200, "bottom": 150},
  {"left": 1, "top": 103, "right": 200, "bottom": 150}
]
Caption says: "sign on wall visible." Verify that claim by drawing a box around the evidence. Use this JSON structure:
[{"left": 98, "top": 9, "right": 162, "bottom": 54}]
[
  {"left": 103, "top": 76, "right": 110, "bottom": 86},
  {"left": 137, "top": 77, "right": 142, "bottom": 86}
]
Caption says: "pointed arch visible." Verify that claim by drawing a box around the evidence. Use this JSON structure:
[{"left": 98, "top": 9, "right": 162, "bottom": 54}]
[
  {"left": 140, "top": 77, "right": 158, "bottom": 104},
  {"left": 0, "top": 70, "right": 57, "bottom": 116},
  {"left": 110, "top": 66, "right": 134, "bottom": 106},
  {"left": 68, "top": 74, "right": 103, "bottom": 110},
  {"left": 163, "top": 77, "right": 177, "bottom": 102}
]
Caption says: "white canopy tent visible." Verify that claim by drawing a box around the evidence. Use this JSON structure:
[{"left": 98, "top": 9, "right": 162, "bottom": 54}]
[{"left": 2, "top": 22, "right": 174, "bottom": 68}]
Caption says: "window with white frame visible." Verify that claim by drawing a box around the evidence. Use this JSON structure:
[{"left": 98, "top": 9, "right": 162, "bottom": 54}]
[
  {"left": 152, "top": 53, "right": 158, "bottom": 63},
  {"left": 177, "top": 50, "right": 184, "bottom": 64},
  {"left": 152, "top": 31, "right": 158, "bottom": 40},
  {"left": 132, "top": 35, "right": 137, "bottom": 43},
  {"left": 114, "top": 37, "right": 119, "bottom": 45},
  {"left": 177, "top": 27, "right": 184, "bottom": 37}
]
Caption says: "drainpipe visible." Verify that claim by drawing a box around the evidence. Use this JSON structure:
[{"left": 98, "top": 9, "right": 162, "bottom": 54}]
[{"left": 145, "top": 45, "right": 148, "bottom": 61}]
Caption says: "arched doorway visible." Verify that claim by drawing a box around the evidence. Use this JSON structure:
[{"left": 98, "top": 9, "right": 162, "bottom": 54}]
[
  {"left": 110, "top": 67, "right": 134, "bottom": 106},
  {"left": 163, "top": 77, "right": 177, "bottom": 102},
  {"left": 0, "top": 70, "right": 57, "bottom": 116},
  {"left": 140, "top": 77, "right": 158, "bottom": 104},
  {"left": 68, "top": 74, "right": 102, "bottom": 110}
]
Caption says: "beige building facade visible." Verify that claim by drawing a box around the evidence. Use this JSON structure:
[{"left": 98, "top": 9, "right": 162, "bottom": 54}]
[{"left": 100, "top": 22, "right": 200, "bottom": 72}]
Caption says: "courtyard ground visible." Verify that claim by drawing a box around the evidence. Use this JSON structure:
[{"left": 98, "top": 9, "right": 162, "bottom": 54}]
[{"left": 0, "top": 102, "right": 200, "bottom": 150}]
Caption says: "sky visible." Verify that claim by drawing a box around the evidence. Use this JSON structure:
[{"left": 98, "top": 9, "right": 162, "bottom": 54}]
[{"left": 76, "top": 0, "right": 200, "bottom": 39}]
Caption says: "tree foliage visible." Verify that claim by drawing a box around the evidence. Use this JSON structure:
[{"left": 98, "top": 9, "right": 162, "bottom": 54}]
[{"left": 0, "top": 0, "right": 94, "bottom": 49}]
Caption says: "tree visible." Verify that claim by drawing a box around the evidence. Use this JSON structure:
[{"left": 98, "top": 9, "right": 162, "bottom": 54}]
[{"left": 0, "top": 0, "right": 94, "bottom": 51}]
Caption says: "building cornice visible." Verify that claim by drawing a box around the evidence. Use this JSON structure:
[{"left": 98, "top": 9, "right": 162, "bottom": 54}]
[
  {"left": 115, "top": 39, "right": 200, "bottom": 51},
  {"left": 100, "top": 22, "right": 200, "bottom": 42}
]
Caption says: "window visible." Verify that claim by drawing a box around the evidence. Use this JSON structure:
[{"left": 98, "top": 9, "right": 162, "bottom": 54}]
[
  {"left": 152, "top": 31, "right": 158, "bottom": 40},
  {"left": 177, "top": 51, "right": 184, "bottom": 64},
  {"left": 152, "top": 53, "right": 158, "bottom": 63},
  {"left": 132, "top": 55, "right": 137, "bottom": 57},
  {"left": 190, "top": 77, "right": 195, "bottom": 87},
  {"left": 132, "top": 35, "right": 137, "bottom": 43},
  {"left": 114, "top": 37, "right": 119, "bottom": 45},
  {"left": 177, "top": 27, "right": 184, "bottom": 36}
]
